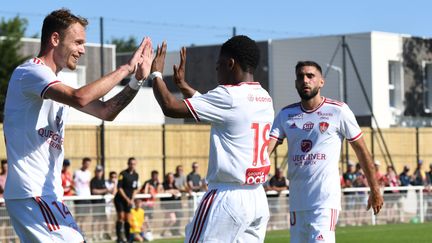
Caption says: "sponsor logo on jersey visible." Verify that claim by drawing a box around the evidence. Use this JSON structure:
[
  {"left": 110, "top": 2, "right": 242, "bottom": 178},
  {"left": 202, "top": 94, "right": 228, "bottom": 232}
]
[
  {"left": 301, "top": 139, "right": 312, "bottom": 152},
  {"left": 38, "top": 128, "right": 64, "bottom": 150},
  {"left": 247, "top": 93, "right": 255, "bottom": 102},
  {"left": 289, "top": 123, "right": 297, "bottom": 129},
  {"left": 302, "top": 121, "right": 314, "bottom": 131},
  {"left": 288, "top": 113, "right": 303, "bottom": 120},
  {"left": 317, "top": 111, "right": 333, "bottom": 117},
  {"left": 319, "top": 122, "right": 329, "bottom": 133},
  {"left": 244, "top": 165, "right": 270, "bottom": 185}
]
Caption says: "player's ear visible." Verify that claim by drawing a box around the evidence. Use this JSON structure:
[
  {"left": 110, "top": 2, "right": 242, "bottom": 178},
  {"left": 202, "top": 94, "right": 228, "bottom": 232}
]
[
  {"left": 320, "top": 78, "right": 325, "bottom": 88},
  {"left": 51, "top": 32, "right": 61, "bottom": 47},
  {"left": 228, "top": 58, "right": 235, "bottom": 70}
]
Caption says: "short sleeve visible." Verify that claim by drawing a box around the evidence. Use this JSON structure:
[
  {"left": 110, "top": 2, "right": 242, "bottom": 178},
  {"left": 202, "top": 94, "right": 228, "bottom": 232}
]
[
  {"left": 269, "top": 110, "right": 286, "bottom": 143},
  {"left": 339, "top": 104, "right": 363, "bottom": 142},
  {"left": 183, "top": 86, "right": 232, "bottom": 123},
  {"left": 21, "top": 65, "right": 60, "bottom": 99}
]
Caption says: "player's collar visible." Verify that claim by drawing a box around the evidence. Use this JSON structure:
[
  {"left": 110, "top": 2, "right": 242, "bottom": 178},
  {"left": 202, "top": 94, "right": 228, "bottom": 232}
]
[{"left": 300, "top": 97, "right": 325, "bottom": 113}]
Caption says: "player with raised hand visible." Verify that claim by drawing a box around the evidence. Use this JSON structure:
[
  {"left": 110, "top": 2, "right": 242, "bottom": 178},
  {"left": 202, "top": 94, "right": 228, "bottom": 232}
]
[
  {"left": 3, "top": 8, "right": 152, "bottom": 242},
  {"left": 268, "top": 61, "right": 384, "bottom": 243},
  {"left": 149, "top": 36, "right": 274, "bottom": 242}
]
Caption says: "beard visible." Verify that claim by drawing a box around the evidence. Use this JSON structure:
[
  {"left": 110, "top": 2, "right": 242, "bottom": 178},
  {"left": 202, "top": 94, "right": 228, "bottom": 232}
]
[{"left": 297, "top": 86, "right": 319, "bottom": 101}]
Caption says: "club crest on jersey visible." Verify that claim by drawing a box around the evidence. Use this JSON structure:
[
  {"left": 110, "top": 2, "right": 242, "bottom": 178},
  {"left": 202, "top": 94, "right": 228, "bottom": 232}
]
[
  {"left": 302, "top": 121, "right": 314, "bottom": 131},
  {"left": 301, "top": 139, "right": 313, "bottom": 152},
  {"left": 319, "top": 122, "right": 329, "bottom": 133}
]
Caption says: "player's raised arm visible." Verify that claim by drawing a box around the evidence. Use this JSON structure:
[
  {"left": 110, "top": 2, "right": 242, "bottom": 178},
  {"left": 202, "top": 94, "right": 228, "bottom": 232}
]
[
  {"left": 150, "top": 41, "right": 193, "bottom": 118},
  {"left": 350, "top": 137, "right": 384, "bottom": 215},
  {"left": 45, "top": 37, "right": 151, "bottom": 109},
  {"left": 173, "top": 47, "right": 197, "bottom": 98}
]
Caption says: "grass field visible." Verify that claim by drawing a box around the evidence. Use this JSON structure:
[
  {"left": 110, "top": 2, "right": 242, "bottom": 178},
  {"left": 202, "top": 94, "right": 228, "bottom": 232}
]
[{"left": 148, "top": 222, "right": 432, "bottom": 243}]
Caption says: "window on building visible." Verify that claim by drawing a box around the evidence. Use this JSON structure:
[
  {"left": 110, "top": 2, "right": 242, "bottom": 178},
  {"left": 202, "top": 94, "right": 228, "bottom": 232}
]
[
  {"left": 424, "top": 62, "right": 432, "bottom": 113},
  {"left": 58, "top": 65, "right": 87, "bottom": 88},
  {"left": 388, "top": 61, "right": 403, "bottom": 110}
]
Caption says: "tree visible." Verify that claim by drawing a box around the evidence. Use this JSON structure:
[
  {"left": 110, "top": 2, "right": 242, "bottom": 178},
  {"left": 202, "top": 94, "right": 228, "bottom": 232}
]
[
  {"left": 0, "top": 16, "right": 29, "bottom": 122},
  {"left": 111, "top": 36, "right": 138, "bottom": 53}
]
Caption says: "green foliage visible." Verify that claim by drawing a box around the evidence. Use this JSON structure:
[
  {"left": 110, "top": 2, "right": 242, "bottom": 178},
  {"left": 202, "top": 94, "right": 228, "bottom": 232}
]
[
  {"left": 111, "top": 36, "right": 138, "bottom": 53},
  {"left": 0, "top": 16, "right": 29, "bottom": 122}
]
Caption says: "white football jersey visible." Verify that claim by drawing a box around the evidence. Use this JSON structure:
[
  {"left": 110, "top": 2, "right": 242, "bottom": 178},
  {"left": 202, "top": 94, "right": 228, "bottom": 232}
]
[
  {"left": 270, "top": 97, "right": 362, "bottom": 211},
  {"left": 3, "top": 58, "right": 69, "bottom": 200},
  {"left": 184, "top": 82, "right": 274, "bottom": 185}
]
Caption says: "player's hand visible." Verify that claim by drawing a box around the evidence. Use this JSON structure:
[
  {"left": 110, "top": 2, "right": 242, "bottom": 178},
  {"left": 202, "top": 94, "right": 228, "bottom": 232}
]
[
  {"left": 151, "top": 41, "right": 167, "bottom": 74},
  {"left": 135, "top": 37, "right": 153, "bottom": 80},
  {"left": 173, "top": 47, "right": 187, "bottom": 87},
  {"left": 367, "top": 190, "right": 384, "bottom": 215},
  {"left": 127, "top": 37, "right": 151, "bottom": 74}
]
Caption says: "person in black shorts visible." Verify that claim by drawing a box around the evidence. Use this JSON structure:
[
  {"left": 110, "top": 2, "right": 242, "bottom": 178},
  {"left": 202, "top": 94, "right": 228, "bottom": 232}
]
[{"left": 114, "top": 157, "right": 139, "bottom": 243}]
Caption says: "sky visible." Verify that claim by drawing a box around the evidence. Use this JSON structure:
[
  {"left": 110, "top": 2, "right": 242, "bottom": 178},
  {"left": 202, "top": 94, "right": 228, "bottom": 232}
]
[{"left": 1, "top": 0, "right": 432, "bottom": 51}]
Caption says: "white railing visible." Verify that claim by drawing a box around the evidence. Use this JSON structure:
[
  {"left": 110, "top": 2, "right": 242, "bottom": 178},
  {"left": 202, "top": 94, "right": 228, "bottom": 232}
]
[{"left": 0, "top": 186, "right": 431, "bottom": 242}]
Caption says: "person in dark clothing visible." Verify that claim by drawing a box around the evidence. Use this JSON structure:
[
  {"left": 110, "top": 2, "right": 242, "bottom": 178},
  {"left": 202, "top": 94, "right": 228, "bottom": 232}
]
[
  {"left": 90, "top": 165, "right": 110, "bottom": 240},
  {"left": 399, "top": 165, "right": 411, "bottom": 187},
  {"left": 114, "top": 158, "right": 139, "bottom": 243},
  {"left": 160, "top": 172, "right": 181, "bottom": 236}
]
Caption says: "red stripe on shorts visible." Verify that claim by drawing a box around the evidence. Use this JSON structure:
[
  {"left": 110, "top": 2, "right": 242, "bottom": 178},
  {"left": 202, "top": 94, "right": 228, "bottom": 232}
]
[
  {"left": 35, "top": 197, "right": 53, "bottom": 232},
  {"left": 189, "top": 189, "right": 217, "bottom": 243}
]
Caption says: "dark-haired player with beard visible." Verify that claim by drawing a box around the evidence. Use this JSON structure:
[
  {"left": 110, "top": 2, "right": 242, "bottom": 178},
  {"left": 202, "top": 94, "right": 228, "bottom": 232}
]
[
  {"left": 267, "top": 61, "right": 383, "bottom": 243},
  {"left": 149, "top": 35, "right": 274, "bottom": 242}
]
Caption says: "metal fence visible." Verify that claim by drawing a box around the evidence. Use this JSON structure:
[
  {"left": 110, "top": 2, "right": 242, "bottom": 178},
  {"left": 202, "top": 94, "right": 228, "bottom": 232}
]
[{"left": 0, "top": 186, "right": 431, "bottom": 242}]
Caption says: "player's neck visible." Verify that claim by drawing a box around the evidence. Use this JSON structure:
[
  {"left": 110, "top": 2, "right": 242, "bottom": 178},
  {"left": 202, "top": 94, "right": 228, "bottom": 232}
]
[
  {"left": 301, "top": 96, "right": 324, "bottom": 111},
  {"left": 38, "top": 51, "right": 62, "bottom": 75}
]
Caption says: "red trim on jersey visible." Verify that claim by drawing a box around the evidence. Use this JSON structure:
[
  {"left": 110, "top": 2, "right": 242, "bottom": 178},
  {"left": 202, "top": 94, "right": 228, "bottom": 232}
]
[
  {"left": 40, "top": 80, "right": 61, "bottom": 98},
  {"left": 300, "top": 97, "right": 326, "bottom": 113},
  {"left": 324, "top": 98, "right": 344, "bottom": 107},
  {"left": 184, "top": 99, "right": 201, "bottom": 122},
  {"left": 32, "top": 57, "right": 45, "bottom": 65},
  {"left": 189, "top": 189, "right": 217, "bottom": 243},
  {"left": 270, "top": 135, "right": 283, "bottom": 142},
  {"left": 347, "top": 131, "right": 363, "bottom": 142},
  {"left": 222, "top": 81, "right": 260, "bottom": 87}
]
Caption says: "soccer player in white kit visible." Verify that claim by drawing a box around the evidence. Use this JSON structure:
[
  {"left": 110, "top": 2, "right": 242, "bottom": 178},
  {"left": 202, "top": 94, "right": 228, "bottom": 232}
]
[
  {"left": 268, "top": 61, "right": 384, "bottom": 243},
  {"left": 3, "top": 9, "right": 153, "bottom": 242},
  {"left": 149, "top": 36, "right": 274, "bottom": 242}
]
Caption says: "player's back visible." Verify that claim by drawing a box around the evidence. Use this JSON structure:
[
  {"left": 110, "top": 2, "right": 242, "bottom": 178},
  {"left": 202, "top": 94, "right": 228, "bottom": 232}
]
[{"left": 205, "top": 82, "right": 274, "bottom": 185}]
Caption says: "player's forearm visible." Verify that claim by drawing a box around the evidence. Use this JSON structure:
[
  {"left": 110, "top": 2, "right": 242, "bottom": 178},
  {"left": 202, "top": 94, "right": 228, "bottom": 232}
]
[
  {"left": 177, "top": 81, "right": 196, "bottom": 98},
  {"left": 102, "top": 85, "right": 139, "bottom": 121},
  {"left": 118, "top": 188, "right": 130, "bottom": 201},
  {"left": 73, "top": 65, "right": 131, "bottom": 107},
  {"left": 351, "top": 140, "right": 380, "bottom": 193},
  {"left": 152, "top": 77, "right": 185, "bottom": 118}
]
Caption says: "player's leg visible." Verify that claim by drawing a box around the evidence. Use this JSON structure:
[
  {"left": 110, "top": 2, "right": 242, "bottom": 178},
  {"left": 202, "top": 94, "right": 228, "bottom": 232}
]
[
  {"left": 185, "top": 188, "right": 248, "bottom": 242},
  {"left": 307, "top": 208, "right": 338, "bottom": 243},
  {"left": 236, "top": 186, "right": 270, "bottom": 243},
  {"left": 6, "top": 197, "right": 85, "bottom": 243},
  {"left": 289, "top": 211, "right": 309, "bottom": 243}
]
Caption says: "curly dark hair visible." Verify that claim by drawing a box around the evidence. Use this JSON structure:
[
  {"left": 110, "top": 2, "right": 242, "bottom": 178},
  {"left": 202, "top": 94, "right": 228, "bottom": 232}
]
[{"left": 220, "top": 35, "right": 260, "bottom": 73}]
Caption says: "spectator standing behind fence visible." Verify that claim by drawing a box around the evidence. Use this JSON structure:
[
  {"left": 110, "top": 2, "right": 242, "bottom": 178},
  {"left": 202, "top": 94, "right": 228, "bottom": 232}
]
[
  {"left": 140, "top": 170, "right": 162, "bottom": 234},
  {"left": 160, "top": 172, "right": 182, "bottom": 237},
  {"left": 399, "top": 165, "right": 411, "bottom": 187},
  {"left": 265, "top": 168, "right": 288, "bottom": 230},
  {"left": 61, "top": 159, "right": 74, "bottom": 196},
  {"left": 174, "top": 165, "right": 189, "bottom": 194},
  {"left": 90, "top": 165, "right": 110, "bottom": 241},
  {"left": 353, "top": 162, "right": 368, "bottom": 225},
  {"left": 411, "top": 159, "right": 425, "bottom": 186},
  {"left": 105, "top": 171, "right": 118, "bottom": 216},
  {"left": 342, "top": 162, "right": 356, "bottom": 225},
  {"left": 73, "top": 157, "right": 92, "bottom": 233},
  {"left": 0, "top": 160, "right": 8, "bottom": 201},
  {"left": 187, "top": 162, "right": 203, "bottom": 192},
  {"left": 114, "top": 157, "right": 139, "bottom": 243}
]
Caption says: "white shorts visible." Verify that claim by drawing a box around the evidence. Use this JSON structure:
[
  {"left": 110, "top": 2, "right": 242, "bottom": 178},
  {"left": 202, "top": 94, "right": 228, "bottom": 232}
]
[
  {"left": 5, "top": 196, "right": 85, "bottom": 243},
  {"left": 185, "top": 184, "right": 269, "bottom": 243},
  {"left": 289, "top": 208, "right": 339, "bottom": 243}
]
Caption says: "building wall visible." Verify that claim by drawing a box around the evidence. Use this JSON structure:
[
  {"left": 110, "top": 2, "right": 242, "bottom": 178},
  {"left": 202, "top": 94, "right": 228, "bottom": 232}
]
[{"left": 370, "top": 32, "right": 405, "bottom": 127}]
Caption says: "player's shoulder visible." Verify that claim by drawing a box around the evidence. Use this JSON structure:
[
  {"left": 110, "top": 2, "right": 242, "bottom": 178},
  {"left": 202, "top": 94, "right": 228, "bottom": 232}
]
[
  {"left": 281, "top": 102, "right": 301, "bottom": 112},
  {"left": 323, "top": 97, "right": 346, "bottom": 107}
]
